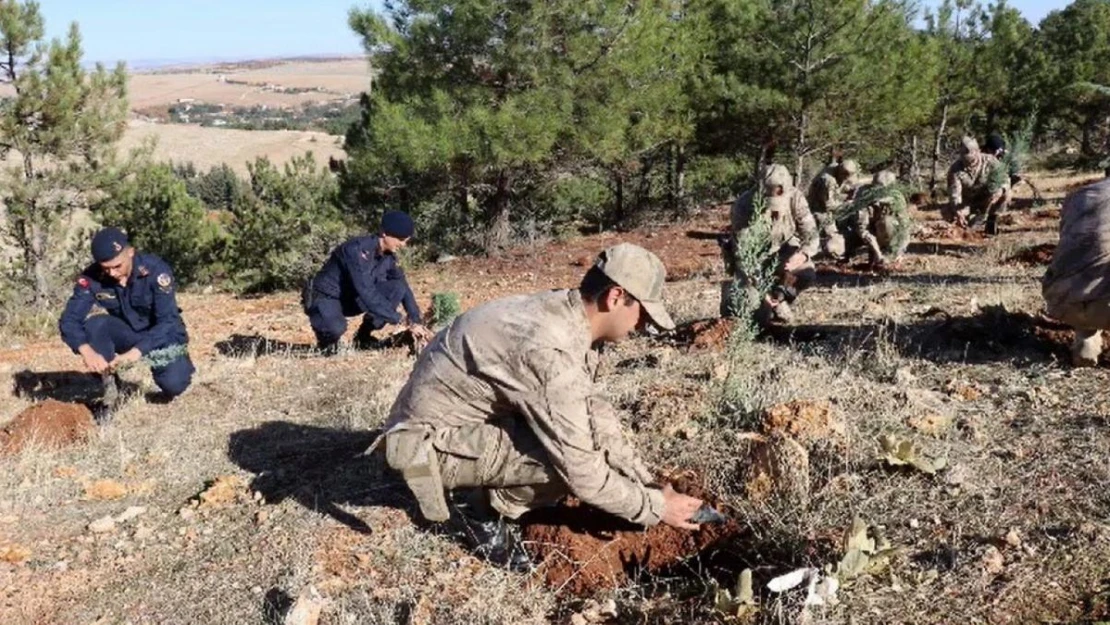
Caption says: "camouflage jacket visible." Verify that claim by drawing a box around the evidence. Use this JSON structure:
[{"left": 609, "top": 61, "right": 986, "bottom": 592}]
[
  {"left": 947, "top": 154, "right": 1008, "bottom": 206},
  {"left": 731, "top": 187, "right": 820, "bottom": 257},
  {"left": 806, "top": 168, "right": 853, "bottom": 214},
  {"left": 385, "top": 289, "right": 663, "bottom": 526},
  {"left": 1043, "top": 179, "right": 1110, "bottom": 307}
]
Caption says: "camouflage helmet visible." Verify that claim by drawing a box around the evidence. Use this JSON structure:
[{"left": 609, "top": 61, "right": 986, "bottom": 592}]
[
  {"left": 840, "top": 159, "right": 860, "bottom": 176},
  {"left": 761, "top": 164, "right": 793, "bottom": 192},
  {"left": 959, "top": 135, "right": 980, "bottom": 156},
  {"left": 873, "top": 170, "right": 897, "bottom": 187}
]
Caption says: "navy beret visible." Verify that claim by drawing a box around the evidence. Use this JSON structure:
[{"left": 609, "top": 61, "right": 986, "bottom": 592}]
[
  {"left": 381, "top": 211, "right": 414, "bottom": 239},
  {"left": 91, "top": 227, "right": 129, "bottom": 262}
]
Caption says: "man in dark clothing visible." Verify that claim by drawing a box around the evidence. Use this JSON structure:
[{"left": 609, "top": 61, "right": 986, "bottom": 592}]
[
  {"left": 59, "top": 227, "right": 195, "bottom": 401},
  {"left": 304, "top": 211, "right": 432, "bottom": 352}
]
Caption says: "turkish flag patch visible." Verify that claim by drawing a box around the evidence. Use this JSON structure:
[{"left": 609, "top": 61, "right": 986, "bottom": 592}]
[{"left": 77, "top": 276, "right": 90, "bottom": 289}]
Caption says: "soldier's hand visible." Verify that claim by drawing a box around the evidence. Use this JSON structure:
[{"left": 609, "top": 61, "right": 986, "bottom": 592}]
[
  {"left": 660, "top": 484, "right": 703, "bottom": 531},
  {"left": 109, "top": 348, "right": 142, "bottom": 370},
  {"left": 410, "top": 323, "right": 434, "bottom": 342},
  {"left": 783, "top": 252, "right": 808, "bottom": 273},
  {"left": 79, "top": 346, "right": 111, "bottom": 374}
]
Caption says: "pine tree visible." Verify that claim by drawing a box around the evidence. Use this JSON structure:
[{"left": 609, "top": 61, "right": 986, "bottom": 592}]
[{"left": 0, "top": 1, "right": 128, "bottom": 306}]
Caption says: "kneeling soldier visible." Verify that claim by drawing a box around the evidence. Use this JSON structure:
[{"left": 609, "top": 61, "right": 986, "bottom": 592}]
[
  {"left": 59, "top": 227, "right": 195, "bottom": 401},
  {"left": 383, "top": 243, "right": 704, "bottom": 571},
  {"left": 303, "top": 211, "right": 432, "bottom": 353}
]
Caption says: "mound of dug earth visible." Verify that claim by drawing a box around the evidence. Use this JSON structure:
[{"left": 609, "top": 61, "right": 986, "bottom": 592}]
[
  {"left": 522, "top": 480, "right": 741, "bottom": 595},
  {"left": 933, "top": 305, "right": 1092, "bottom": 362},
  {"left": 671, "top": 318, "right": 734, "bottom": 351},
  {"left": 1, "top": 400, "right": 96, "bottom": 454},
  {"left": 1007, "top": 243, "right": 1056, "bottom": 266}
]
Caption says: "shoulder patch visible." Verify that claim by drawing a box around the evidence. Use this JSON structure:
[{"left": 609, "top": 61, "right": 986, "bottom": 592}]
[
  {"left": 138, "top": 265, "right": 150, "bottom": 277},
  {"left": 77, "top": 276, "right": 90, "bottom": 290},
  {"left": 157, "top": 273, "right": 172, "bottom": 289}
]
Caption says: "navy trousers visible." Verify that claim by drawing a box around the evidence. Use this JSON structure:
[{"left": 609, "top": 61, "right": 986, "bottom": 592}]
[
  {"left": 84, "top": 315, "right": 195, "bottom": 397},
  {"left": 306, "top": 278, "right": 410, "bottom": 348}
]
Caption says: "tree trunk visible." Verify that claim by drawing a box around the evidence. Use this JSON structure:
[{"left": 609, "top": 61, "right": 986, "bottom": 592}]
[
  {"left": 910, "top": 135, "right": 921, "bottom": 189},
  {"left": 613, "top": 171, "right": 624, "bottom": 226},
  {"left": 485, "top": 168, "right": 511, "bottom": 256},
  {"left": 930, "top": 102, "right": 950, "bottom": 198},
  {"left": 30, "top": 217, "right": 49, "bottom": 307},
  {"left": 795, "top": 109, "right": 808, "bottom": 186},
  {"left": 675, "top": 144, "right": 686, "bottom": 210}
]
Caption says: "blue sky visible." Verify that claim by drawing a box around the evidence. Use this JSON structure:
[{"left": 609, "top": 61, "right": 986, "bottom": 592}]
[
  {"left": 40, "top": 0, "right": 1068, "bottom": 66},
  {"left": 40, "top": 0, "right": 384, "bottom": 65}
]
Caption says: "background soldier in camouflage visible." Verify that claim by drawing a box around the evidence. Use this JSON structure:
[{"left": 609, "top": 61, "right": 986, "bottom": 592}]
[
  {"left": 855, "top": 170, "right": 911, "bottom": 269},
  {"left": 806, "top": 158, "right": 860, "bottom": 258},
  {"left": 383, "top": 243, "right": 703, "bottom": 571},
  {"left": 724, "top": 164, "right": 819, "bottom": 323},
  {"left": 1042, "top": 178, "right": 1110, "bottom": 366},
  {"left": 945, "top": 136, "right": 1011, "bottom": 234}
]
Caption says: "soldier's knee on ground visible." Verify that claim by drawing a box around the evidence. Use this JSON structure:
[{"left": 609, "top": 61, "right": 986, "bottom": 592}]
[
  {"left": 152, "top": 356, "right": 195, "bottom": 398},
  {"left": 1071, "top": 329, "right": 1103, "bottom": 368},
  {"left": 308, "top": 306, "right": 348, "bottom": 347}
]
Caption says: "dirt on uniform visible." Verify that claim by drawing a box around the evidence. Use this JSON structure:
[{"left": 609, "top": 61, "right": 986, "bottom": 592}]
[
  {"left": 522, "top": 475, "right": 741, "bottom": 596},
  {"left": 0, "top": 400, "right": 96, "bottom": 454},
  {"left": 1007, "top": 243, "right": 1056, "bottom": 266}
]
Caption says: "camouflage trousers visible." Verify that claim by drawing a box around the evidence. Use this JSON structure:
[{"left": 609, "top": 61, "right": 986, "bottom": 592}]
[
  {"left": 861, "top": 215, "right": 909, "bottom": 265},
  {"left": 813, "top": 210, "right": 846, "bottom": 259},
  {"left": 385, "top": 419, "right": 566, "bottom": 521}
]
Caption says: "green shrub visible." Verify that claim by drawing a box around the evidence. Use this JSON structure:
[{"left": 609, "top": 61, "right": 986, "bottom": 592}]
[
  {"left": 94, "top": 163, "right": 219, "bottom": 285},
  {"left": 685, "top": 155, "right": 752, "bottom": 207},
  {"left": 226, "top": 153, "right": 349, "bottom": 292},
  {"left": 430, "top": 292, "right": 461, "bottom": 328}
]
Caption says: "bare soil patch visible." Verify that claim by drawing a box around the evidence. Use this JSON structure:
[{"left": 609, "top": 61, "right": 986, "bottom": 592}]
[
  {"left": 1006, "top": 243, "right": 1056, "bottom": 266},
  {"left": 932, "top": 305, "right": 1088, "bottom": 362},
  {"left": 522, "top": 477, "right": 741, "bottom": 596},
  {"left": 0, "top": 400, "right": 95, "bottom": 454},
  {"left": 671, "top": 318, "right": 735, "bottom": 351}
]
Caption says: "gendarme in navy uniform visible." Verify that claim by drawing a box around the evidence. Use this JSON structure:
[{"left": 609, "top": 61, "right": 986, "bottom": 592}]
[
  {"left": 59, "top": 227, "right": 195, "bottom": 399},
  {"left": 303, "top": 211, "right": 432, "bottom": 352}
]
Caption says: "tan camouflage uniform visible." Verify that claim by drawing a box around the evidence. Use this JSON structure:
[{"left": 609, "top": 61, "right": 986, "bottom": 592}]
[
  {"left": 806, "top": 160, "right": 859, "bottom": 258},
  {"left": 1042, "top": 178, "right": 1110, "bottom": 366},
  {"left": 945, "top": 136, "right": 1011, "bottom": 227},
  {"left": 856, "top": 171, "right": 911, "bottom": 266},
  {"left": 384, "top": 287, "right": 664, "bottom": 525},
  {"left": 724, "top": 164, "right": 819, "bottom": 320}
]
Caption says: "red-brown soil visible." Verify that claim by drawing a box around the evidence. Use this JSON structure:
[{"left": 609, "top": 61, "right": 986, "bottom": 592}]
[
  {"left": 1007, "top": 243, "right": 1056, "bottom": 266},
  {"left": 671, "top": 318, "right": 734, "bottom": 351},
  {"left": 522, "top": 476, "right": 741, "bottom": 596},
  {"left": 0, "top": 400, "right": 95, "bottom": 454}
]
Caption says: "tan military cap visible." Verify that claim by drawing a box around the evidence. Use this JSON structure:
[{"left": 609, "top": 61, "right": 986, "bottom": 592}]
[
  {"left": 761, "top": 164, "right": 793, "bottom": 191},
  {"left": 874, "top": 170, "right": 897, "bottom": 187},
  {"left": 593, "top": 243, "right": 675, "bottom": 330},
  {"left": 841, "top": 159, "right": 860, "bottom": 175}
]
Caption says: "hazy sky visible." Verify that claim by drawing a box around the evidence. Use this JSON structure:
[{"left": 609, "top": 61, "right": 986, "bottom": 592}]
[
  {"left": 39, "top": 0, "right": 1069, "bottom": 66},
  {"left": 40, "top": 0, "right": 384, "bottom": 65}
]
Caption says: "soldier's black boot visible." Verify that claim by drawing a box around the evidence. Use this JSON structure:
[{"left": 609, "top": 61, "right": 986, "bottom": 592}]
[
  {"left": 446, "top": 489, "right": 532, "bottom": 573},
  {"left": 984, "top": 215, "right": 998, "bottom": 236},
  {"left": 316, "top": 340, "right": 341, "bottom": 357}
]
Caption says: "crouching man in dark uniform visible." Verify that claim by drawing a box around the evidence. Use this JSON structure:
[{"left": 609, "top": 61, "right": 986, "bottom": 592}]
[
  {"left": 59, "top": 227, "right": 195, "bottom": 401},
  {"left": 304, "top": 211, "right": 433, "bottom": 353}
]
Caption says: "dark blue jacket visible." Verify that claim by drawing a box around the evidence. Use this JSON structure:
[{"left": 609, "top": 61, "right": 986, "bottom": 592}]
[
  {"left": 311, "top": 235, "right": 422, "bottom": 324},
  {"left": 59, "top": 253, "right": 189, "bottom": 354}
]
